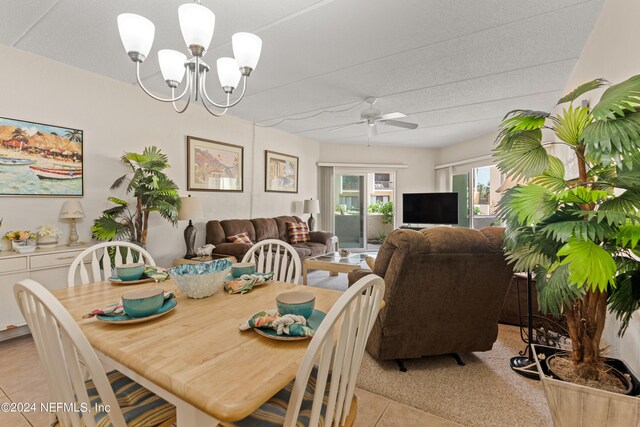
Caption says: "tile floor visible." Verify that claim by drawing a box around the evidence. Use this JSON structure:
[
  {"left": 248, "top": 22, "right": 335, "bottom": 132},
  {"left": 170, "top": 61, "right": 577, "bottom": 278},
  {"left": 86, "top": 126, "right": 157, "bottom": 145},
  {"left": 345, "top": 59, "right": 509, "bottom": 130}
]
[{"left": 0, "top": 335, "right": 460, "bottom": 427}]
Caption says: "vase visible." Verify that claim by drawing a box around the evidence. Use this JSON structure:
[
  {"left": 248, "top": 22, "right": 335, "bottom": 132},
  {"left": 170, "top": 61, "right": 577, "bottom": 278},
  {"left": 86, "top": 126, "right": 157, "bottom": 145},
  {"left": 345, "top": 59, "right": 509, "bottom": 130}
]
[
  {"left": 12, "top": 240, "right": 28, "bottom": 251},
  {"left": 37, "top": 235, "right": 58, "bottom": 248}
]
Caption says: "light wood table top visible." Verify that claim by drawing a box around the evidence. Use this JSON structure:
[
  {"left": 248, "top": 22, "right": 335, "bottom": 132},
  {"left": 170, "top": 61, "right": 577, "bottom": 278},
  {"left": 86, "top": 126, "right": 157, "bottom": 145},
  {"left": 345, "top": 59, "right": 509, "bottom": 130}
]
[{"left": 52, "top": 279, "right": 342, "bottom": 422}]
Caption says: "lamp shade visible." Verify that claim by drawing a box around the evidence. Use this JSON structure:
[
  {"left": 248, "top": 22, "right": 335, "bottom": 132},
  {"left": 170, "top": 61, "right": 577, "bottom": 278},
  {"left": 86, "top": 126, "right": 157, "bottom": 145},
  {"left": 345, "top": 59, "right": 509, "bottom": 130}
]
[
  {"left": 178, "top": 196, "right": 204, "bottom": 221},
  {"left": 60, "top": 201, "right": 85, "bottom": 219},
  {"left": 178, "top": 3, "right": 215, "bottom": 51},
  {"left": 303, "top": 199, "right": 320, "bottom": 214},
  {"left": 216, "top": 57, "right": 241, "bottom": 89},
  {"left": 232, "top": 32, "right": 262, "bottom": 70},
  {"left": 117, "top": 13, "right": 155, "bottom": 58},
  {"left": 158, "top": 49, "right": 187, "bottom": 84}
]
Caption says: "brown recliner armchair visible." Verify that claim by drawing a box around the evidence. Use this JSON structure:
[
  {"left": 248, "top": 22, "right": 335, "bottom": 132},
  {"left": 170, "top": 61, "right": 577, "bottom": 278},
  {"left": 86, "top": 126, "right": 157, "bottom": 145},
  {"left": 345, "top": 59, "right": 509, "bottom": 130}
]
[{"left": 348, "top": 226, "right": 513, "bottom": 362}]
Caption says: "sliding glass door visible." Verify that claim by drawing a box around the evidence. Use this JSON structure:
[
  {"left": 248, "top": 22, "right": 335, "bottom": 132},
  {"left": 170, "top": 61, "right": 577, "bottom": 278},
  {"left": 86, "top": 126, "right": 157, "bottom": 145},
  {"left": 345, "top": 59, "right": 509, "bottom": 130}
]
[{"left": 334, "top": 174, "right": 365, "bottom": 249}]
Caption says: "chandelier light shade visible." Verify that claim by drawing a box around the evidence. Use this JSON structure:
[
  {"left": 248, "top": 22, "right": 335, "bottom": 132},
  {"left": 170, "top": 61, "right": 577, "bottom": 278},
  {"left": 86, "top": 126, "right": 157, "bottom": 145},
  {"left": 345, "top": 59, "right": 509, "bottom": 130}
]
[
  {"left": 217, "top": 57, "right": 241, "bottom": 89},
  {"left": 232, "top": 32, "right": 262, "bottom": 71},
  {"left": 158, "top": 49, "right": 187, "bottom": 86},
  {"left": 117, "top": 13, "right": 155, "bottom": 60},
  {"left": 178, "top": 3, "right": 215, "bottom": 53},
  {"left": 116, "top": 1, "right": 262, "bottom": 117}
]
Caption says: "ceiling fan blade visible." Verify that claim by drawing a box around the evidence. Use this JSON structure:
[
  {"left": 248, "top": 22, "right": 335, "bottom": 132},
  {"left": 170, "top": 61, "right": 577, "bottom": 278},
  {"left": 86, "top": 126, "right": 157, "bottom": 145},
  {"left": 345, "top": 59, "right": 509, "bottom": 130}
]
[
  {"left": 383, "top": 119, "right": 418, "bottom": 130},
  {"left": 329, "top": 121, "right": 363, "bottom": 132},
  {"left": 379, "top": 112, "right": 406, "bottom": 121},
  {"left": 367, "top": 123, "right": 377, "bottom": 138}
]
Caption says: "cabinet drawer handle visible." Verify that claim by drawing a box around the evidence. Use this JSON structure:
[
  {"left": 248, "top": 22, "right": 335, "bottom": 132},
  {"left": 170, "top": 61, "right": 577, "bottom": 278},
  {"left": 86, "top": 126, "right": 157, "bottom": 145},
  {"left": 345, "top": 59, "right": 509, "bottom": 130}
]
[{"left": 56, "top": 256, "right": 77, "bottom": 260}]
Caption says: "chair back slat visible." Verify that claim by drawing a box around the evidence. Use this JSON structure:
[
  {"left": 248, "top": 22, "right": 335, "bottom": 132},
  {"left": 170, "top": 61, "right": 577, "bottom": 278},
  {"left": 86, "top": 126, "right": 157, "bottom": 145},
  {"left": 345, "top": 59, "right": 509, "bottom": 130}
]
[
  {"left": 242, "top": 239, "right": 302, "bottom": 284},
  {"left": 283, "top": 274, "right": 385, "bottom": 427},
  {"left": 67, "top": 242, "right": 155, "bottom": 287},
  {"left": 14, "top": 279, "right": 127, "bottom": 427}
]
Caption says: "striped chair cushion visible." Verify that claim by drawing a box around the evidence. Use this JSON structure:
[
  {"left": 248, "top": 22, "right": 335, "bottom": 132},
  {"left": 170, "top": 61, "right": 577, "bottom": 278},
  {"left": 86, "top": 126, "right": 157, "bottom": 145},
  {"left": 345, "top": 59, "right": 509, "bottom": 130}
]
[
  {"left": 228, "top": 232, "right": 253, "bottom": 245},
  {"left": 54, "top": 370, "right": 175, "bottom": 427},
  {"left": 287, "top": 222, "right": 310, "bottom": 244},
  {"left": 222, "top": 368, "right": 341, "bottom": 427}
]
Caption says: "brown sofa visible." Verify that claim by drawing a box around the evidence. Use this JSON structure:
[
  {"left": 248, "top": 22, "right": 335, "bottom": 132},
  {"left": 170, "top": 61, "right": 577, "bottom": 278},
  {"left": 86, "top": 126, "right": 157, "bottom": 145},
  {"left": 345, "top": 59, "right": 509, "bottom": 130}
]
[
  {"left": 205, "top": 216, "right": 335, "bottom": 261},
  {"left": 348, "top": 226, "right": 513, "bottom": 360}
]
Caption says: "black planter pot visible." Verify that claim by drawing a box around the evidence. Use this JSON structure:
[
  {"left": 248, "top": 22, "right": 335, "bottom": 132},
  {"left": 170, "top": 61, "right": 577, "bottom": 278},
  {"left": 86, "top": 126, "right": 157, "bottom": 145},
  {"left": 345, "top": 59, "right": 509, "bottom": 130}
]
[{"left": 533, "top": 344, "right": 640, "bottom": 397}]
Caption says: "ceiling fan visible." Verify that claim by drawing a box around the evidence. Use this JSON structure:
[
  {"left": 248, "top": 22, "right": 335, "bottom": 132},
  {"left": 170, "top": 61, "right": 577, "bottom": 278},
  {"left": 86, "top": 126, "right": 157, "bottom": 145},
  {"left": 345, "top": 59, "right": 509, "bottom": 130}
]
[{"left": 330, "top": 97, "right": 418, "bottom": 138}]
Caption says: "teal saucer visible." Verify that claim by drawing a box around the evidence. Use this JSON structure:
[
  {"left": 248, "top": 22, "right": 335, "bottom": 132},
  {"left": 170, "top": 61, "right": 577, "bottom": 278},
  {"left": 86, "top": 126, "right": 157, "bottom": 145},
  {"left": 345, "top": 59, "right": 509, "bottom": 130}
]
[
  {"left": 96, "top": 299, "right": 176, "bottom": 324},
  {"left": 254, "top": 309, "right": 326, "bottom": 341}
]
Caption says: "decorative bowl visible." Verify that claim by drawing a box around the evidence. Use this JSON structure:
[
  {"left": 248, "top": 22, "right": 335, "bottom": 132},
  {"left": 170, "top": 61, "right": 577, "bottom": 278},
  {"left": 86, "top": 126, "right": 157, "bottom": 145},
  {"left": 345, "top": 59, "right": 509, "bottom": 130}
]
[
  {"left": 169, "top": 259, "right": 232, "bottom": 298},
  {"left": 122, "top": 288, "right": 164, "bottom": 318},
  {"left": 276, "top": 291, "right": 316, "bottom": 318},
  {"left": 116, "top": 263, "right": 145, "bottom": 281},
  {"left": 231, "top": 262, "right": 256, "bottom": 278}
]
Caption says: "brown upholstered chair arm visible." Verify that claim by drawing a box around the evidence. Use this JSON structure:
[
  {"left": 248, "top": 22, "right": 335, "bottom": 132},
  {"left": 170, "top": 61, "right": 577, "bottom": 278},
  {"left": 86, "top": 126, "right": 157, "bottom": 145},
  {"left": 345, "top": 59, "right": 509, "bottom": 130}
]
[
  {"left": 347, "top": 268, "right": 372, "bottom": 287},
  {"left": 309, "top": 231, "right": 333, "bottom": 246}
]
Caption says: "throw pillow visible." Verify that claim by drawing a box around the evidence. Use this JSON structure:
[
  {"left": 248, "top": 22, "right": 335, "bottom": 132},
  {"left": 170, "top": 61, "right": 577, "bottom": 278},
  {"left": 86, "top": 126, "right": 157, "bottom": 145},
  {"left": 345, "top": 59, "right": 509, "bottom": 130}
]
[
  {"left": 287, "top": 222, "right": 310, "bottom": 244},
  {"left": 227, "top": 232, "right": 253, "bottom": 245}
]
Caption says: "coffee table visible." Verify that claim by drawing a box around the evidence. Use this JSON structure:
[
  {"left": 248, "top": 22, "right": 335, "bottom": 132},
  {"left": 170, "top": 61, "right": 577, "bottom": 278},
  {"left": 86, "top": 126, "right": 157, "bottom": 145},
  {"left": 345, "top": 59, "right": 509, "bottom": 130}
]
[{"left": 303, "top": 251, "right": 376, "bottom": 285}]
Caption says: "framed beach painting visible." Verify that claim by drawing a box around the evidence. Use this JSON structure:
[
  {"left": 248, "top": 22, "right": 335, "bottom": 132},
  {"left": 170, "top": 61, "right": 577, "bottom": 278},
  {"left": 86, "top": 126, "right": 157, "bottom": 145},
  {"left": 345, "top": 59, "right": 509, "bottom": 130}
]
[
  {"left": 265, "top": 150, "right": 298, "bottom": 193},
  {"left": 0, "top": 117, "right": 83, "bottom": 197},
  {"left": 187, "top": 136, "right": 243, "bottom": 192}
]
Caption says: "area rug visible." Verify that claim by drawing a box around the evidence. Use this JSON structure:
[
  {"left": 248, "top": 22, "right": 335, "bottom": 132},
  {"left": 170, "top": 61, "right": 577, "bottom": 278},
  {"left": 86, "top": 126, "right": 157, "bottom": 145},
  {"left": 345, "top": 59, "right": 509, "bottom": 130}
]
[{"left": 355, "top": 325, "right": 552, "bottom": 426}]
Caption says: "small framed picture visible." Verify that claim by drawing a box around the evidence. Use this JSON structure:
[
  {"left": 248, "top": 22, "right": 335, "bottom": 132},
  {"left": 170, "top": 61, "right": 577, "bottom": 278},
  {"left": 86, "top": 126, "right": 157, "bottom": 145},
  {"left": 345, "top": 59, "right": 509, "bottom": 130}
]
[
  {"left": 187, "top": 136, "right": 243, "bottom": 192},
  {"left": 265, "top": 150, "right": 298, "bottom": 193}
]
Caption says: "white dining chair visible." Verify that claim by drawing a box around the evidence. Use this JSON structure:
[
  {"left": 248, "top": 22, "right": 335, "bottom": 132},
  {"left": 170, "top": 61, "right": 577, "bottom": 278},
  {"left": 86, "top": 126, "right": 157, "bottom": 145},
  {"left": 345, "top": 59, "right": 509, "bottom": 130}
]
[
  {"left": 223, "top": 274, "right": 385, "bottom": 427},
  {"left": 67, "top": 241, "right": 155, "bottom": 287},
  {"left": 241, "top": 239, "right": 302, "bottom": 284},
  {"left": 13, "top": 279, "right": 175, "bottom": 427}
]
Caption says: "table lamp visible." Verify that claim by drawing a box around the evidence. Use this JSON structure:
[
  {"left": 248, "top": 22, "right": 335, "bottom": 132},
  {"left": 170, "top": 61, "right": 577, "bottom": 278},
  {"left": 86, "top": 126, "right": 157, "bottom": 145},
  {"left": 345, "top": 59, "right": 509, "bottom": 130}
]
[
  {"left": 60, "top": 200, "right": 84, "bottom": 246},
  {"left": 303, "top": 198, "right": 320, "bottom": 231},
  {"left": 178, "top": 195, "right": 204, "bottom": 259}
]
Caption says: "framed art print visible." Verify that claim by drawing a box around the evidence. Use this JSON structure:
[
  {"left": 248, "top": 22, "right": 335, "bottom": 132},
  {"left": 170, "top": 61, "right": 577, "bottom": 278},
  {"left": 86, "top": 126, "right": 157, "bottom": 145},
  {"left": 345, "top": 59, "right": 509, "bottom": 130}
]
[
  {"left": 265, "top": 150, "right": 298, "bottom": 193},
  {"left": 187, "top": 136, "right": 243, "bottom": 192},
  {"left": 0, "top": 116, "right": 83, "bottom": 197}
]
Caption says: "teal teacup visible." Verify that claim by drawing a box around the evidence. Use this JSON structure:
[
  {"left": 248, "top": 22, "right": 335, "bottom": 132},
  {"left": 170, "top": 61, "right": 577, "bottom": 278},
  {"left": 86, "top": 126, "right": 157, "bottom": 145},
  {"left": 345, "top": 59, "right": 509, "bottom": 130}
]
[
  {"left": 276, "top": 291, "right": 316, "bottom": 319},
  {"left": 116, "top": 263, "right": 145, "bottom": 281},
  {"left": 122, "top": 288, "right": 164, "bottom": 318},
  {"left": 231, "top": 262, "right": 256, "bottom": 278}
]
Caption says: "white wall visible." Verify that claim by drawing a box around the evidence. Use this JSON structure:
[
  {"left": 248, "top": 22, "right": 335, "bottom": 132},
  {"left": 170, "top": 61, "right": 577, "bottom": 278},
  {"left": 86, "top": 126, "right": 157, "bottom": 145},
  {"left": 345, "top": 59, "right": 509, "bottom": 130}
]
[
  {"left": 562, "top": 0, "right": 640, "bottom": 374},
  {"left": 318, "top": 143, "right": 437, "bottom": 225},
  {"left": 435, "top": 132, "right": 496, "bottom": 167},
  {"left": 0, "top": 45, "right": 320, "bottom": 266}
]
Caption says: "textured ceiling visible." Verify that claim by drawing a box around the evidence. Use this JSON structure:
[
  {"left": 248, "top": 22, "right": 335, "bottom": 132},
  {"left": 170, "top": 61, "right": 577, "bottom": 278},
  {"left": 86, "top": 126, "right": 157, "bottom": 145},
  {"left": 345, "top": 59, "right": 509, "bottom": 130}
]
[{"left": 1, "top": 0, "right": 604, "bottom": 147}]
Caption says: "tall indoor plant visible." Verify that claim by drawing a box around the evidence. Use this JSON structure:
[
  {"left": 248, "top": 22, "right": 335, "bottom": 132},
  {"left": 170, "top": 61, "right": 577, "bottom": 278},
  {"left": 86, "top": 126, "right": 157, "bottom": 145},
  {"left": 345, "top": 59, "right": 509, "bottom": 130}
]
[
  {"left": 493, "top": 75, "right": 640, "bottom": 389},
  {"left": 92, "top": 146, "right": 181, "bottom": 246}
]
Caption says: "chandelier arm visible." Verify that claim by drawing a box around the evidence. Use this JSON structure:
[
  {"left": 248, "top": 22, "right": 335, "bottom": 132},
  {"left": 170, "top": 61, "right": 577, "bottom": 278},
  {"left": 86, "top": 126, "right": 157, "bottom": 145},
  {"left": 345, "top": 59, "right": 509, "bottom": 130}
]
[
  {"left": 198, "top": 74, "right": 228, "bottom": 116},
  {"left": 199, "top": 72, "right": 248, "bottom": 109},
  {"left": 135, "top": 62, "right": 190, "bottom": 103},
  {"left": 172, "top": 86, "right": 192, "bottom": 114}
]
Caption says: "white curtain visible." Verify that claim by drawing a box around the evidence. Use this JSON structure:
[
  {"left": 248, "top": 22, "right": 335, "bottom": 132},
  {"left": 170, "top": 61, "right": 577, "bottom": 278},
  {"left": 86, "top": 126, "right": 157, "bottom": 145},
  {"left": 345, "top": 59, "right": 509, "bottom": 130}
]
[{"left": 317, "top": 166, "right": 335, "bottom": 232}]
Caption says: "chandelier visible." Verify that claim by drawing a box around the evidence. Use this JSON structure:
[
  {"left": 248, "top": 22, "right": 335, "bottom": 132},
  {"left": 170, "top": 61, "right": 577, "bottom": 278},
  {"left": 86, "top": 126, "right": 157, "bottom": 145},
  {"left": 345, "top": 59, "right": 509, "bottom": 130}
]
[{"left": 117, "top": 1, "right": 262, "bottom": 117}]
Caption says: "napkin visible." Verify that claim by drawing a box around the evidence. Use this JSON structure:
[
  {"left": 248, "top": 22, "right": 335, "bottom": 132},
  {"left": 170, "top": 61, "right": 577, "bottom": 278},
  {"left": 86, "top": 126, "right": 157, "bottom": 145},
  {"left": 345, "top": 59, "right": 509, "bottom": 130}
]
[
  {"left": 143, "top": 266, "right": 169, "bottom": 283},
  {"left": 224, "top": 272, "right": 274, "bottom": 294},
  {"left": 83, "top": 291, "right": 174, "bottom": 318},
  {"left": 239, "top": 309, "right": 315, "bottom": 337}
]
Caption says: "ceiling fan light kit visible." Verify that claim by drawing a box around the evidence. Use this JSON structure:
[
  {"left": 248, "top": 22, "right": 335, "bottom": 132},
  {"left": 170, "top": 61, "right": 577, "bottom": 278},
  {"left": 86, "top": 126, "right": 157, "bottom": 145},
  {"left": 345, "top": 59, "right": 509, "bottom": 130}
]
[
  {"left": 330, "top": 97, "right": 419, "bottom": 137},
  {"left": 117, "top": 0, "right": 262, "bottom": 117}
]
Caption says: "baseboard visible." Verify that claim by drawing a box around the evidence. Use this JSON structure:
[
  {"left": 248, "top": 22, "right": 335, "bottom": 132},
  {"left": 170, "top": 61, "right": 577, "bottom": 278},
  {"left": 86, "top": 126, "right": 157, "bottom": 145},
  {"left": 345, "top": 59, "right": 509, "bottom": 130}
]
[{"left": 0, "top": 325, "right": 30, "bottom": 342}]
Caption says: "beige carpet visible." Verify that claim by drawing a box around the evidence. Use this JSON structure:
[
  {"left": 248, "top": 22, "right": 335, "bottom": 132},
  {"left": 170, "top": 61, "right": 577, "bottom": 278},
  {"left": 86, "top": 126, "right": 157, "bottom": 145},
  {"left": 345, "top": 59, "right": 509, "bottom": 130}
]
[{"left": 355, "top": 325, "right": 552, "bottom": 426}]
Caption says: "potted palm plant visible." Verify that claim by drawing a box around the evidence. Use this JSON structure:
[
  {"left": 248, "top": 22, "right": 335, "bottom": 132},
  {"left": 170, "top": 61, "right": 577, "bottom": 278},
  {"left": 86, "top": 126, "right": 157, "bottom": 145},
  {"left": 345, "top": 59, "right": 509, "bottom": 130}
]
[
  {"left": 494, "top": 75, "right": 640, "bottom": 425},
  {"left": 92, "top": 146, "right": 181, "bottom": 247}
]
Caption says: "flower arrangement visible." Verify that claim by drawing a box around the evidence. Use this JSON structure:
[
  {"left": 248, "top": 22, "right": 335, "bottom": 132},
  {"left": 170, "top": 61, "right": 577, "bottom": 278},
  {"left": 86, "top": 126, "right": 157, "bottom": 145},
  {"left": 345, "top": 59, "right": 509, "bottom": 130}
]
[
  {"left": 4, "top": 230, "right": 35, "bottom": 241},
  {"left": 36, "top": 224, "right": 62, "bottom": 239}
]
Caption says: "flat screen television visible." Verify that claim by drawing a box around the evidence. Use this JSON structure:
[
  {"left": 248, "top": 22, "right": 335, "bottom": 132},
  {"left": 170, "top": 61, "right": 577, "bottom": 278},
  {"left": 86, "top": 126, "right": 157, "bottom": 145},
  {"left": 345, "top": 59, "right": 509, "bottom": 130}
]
[{"left": 402, "top": 192, "right": 458, "bottom": 225}]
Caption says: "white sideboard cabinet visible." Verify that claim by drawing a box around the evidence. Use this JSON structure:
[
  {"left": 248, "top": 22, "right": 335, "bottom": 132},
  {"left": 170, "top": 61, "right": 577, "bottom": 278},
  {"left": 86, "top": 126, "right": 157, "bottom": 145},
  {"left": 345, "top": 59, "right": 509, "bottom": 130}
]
[{"left": 0, "top": 243, "right": 91, "bottom": 340}]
